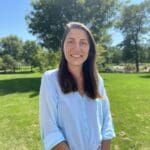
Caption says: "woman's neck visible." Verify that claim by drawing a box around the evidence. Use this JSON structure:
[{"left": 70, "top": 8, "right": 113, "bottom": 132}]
[
  {"left": 68, "top": 64, "right": 84, "bottom": 96},
  {"left": 68, "top": 64, "right": 83, "bottom": 80}
]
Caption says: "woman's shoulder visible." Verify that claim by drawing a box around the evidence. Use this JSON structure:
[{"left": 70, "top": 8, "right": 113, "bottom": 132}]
[
  {"left": 40, "top": 69, "right": 59, "bottom": 90},
  {"left": 97, "top": 73, "right": 105, "bottom": 96},
  {"left": 43, "top": 68, "right": 58, "bottom": 78},
  {"left": 97, "top": 73, "right": 104, "bottom": 85}
]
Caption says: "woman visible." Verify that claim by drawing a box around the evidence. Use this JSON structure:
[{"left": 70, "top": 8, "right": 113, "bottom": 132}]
[{"left": 39, "top": 22, "right": 115, "bottom": 150}]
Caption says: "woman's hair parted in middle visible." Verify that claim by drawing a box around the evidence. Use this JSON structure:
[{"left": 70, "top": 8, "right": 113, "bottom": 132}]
[{"left": 58, "top": 22, "right": 102, "bottom": 99}]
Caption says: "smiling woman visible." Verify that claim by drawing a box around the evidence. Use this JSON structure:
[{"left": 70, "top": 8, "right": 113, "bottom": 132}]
[
  {"left": 63, "top": 28, "right": 89, "bottom": 67},
  {"left": 39, "top": 22, "right": 116, "bottom": 150}
]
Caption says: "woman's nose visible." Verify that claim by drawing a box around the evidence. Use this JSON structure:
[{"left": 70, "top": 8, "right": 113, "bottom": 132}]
[{"left": 74, "top": 42, "right": 81, "bottom": 51}]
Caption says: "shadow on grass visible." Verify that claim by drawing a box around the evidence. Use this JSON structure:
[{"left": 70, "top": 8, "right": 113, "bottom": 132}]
[
  {"left": 0, "top": 71, "right": 35, "bottom": 74},
  {"left": 139, "top": 74, "right": 150, "bottom": 79},
  {"left": 0, "top": 77, "right": 41, "bottom": 97}
]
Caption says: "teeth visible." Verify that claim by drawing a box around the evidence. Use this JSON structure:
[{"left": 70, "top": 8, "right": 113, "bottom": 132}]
[{"left": 71, "top": 55, "right": 81, "bottom": 58}]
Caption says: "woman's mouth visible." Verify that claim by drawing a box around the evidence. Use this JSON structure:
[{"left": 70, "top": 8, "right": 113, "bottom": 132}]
[{"left": 71, "top": 54, "right": 82, "bottom": 58}]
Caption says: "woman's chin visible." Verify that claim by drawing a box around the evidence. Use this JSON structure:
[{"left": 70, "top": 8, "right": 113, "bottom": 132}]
[{"left": 68, "top": 62, "right": 83, "bottom": 67}]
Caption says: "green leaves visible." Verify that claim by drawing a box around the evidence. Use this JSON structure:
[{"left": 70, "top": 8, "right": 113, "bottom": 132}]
[
  {"left": 0, "top": 35, "right": 23, "bottom": 61},
  {"left": 26, "top": 0, "right": 118, "bottom": 50},
  {"left": 116, "top": 1, "right": 150, "bottom": 72}
]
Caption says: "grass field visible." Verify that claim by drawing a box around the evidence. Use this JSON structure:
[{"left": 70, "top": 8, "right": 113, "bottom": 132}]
[{"left": 0, "top": 72, "right": 150, "bottom": 150}]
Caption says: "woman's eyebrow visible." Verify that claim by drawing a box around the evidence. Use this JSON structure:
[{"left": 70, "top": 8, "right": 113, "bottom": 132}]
[
  {"left": 66, "top": 37, "right": 88, "bottom": 41},
  {"left": 80, "top": 39, "right": 88, "bottom": 41},
  {"left": 66, "top": 37, "right": 74, "bottom": 40}
]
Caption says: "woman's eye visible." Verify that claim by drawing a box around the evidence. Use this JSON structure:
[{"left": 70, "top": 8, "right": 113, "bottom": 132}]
[
  {"left": 67, "top": 40, "right": 73, "bottom": 44},
  {"left": 81, "top": 41, "right": 87, "bottom": 46}
]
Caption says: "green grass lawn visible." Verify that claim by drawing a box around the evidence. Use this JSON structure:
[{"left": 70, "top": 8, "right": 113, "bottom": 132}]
[
  {"left": 0, "top": 72, "right": 150, "bottom": 150},
  {"left": 0, "top": 72, "right": 42, "bottom": 150},
  {"left": 102, "top": 73, "right": 150, "bottom": 150}
]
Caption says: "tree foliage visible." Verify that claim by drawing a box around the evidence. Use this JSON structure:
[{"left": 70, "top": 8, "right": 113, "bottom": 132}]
[
  {"left": 26, "top": 0, "right": 118, "bottom": 50},
  {"left": 23, "top": 40, "right": 40, "bottom": 71},
  {"left": 116, "top": 0, "right": 150, "bottom": 72},
  {"left": 0, "top": 35, "right": 62, "bottom": 72},
  {"left": 2, "top": 54, "right": 18, "bottom": 72},
  {"left": 0, "top": 35, "right": 23, "bottom": 60}
]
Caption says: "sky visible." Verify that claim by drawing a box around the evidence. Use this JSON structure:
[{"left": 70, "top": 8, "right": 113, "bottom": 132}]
[
  {"left": 0, "top": 0, "right": 35, "bottom": 41},
  {"left": 0, "top": 0, "right": 145, "bottom": 46}
]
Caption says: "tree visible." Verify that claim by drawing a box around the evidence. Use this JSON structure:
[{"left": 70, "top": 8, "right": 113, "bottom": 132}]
[
  {"left": 2, "top": 55, "right": 18, "bottom": 72},
  {"left": 141, "top": 44, "right": 150, "bottom": 63},
  {"left": 32, "top": 47, "right": 49, "bottom": 72},
  {"left": 0, "top": 57, "right": 3, "bottom": 70},
  {"left": 96, "top": 44, "right": 107, "bottom": 71},
  {"left": 83, "top": 0, "right": 118, "bottom": 44},
  {"left": 48, "top": 50, "right": 61, "bottom": 68},
  {"left": 23, "top": 40, "right": 39, "bottom": 71},
  {"left": 116, "top": 1, "right": 150, "bottom": 72},
  {"left": 0, "top": 35, "right": 23, "bottom": 61},
  {"left": 108, "top": 47, "right": 123, "bottom": 64},
  {"left": 26, "top": 0, "right": 118, "bottom": 50}
]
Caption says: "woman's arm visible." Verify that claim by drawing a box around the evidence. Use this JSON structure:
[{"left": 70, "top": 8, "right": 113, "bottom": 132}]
[
  {"left": 101, "top": 140, "right": 111, "bottom": 150},
  {"left": 39, "top": 72, "right": 66, "bottom": 150},
  {"left": 52, "top": 141, "right": 70, "bottom": 150},
  {"left": 98, "top": 76, "right": 116, "bottom": 150}
]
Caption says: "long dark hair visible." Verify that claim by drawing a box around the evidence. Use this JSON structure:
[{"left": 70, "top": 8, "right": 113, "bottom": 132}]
[{"left": 58, "top": 22, "right": 102, "bottom": 99}]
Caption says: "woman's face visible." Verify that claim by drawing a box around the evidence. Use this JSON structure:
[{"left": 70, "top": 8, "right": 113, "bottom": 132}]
[{"left": 63, "top": 28, "right": 90, "bottom": 68}]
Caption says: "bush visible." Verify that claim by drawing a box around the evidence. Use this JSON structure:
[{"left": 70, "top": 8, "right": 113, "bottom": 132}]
[
  {"left": 124, "top": 64, "right": 136, "bottom": 73},
  {"left": 1, "top": 55, "right": 18, "bottom": 72}
]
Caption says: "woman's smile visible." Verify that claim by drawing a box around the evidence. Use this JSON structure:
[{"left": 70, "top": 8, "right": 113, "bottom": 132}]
[
  {"left": 71, "top": 54, "right": 82, "bottom": 58},
  {"left": 63, "top": 28, "right": 89, "bottom": 67}
]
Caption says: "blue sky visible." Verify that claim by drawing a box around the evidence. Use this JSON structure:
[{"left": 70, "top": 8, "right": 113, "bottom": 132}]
[
  {"left": 0, "top": 0, "right": 35, "bottom": 41},
  {"left": 0, "top": 0, "right": 144, "bottom": 46}
]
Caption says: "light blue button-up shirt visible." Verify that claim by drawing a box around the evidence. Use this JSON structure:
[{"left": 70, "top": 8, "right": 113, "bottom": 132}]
[{"left": 39, "top": 69, "right": 115, "bottom": 150}]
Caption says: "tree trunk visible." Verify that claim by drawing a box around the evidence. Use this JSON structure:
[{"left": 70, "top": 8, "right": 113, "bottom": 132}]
[
  {"left": 135, "top": 58, "right": 139, "bottom": 72},
  {"left": 31, "top": 65, "right": 32, "bottom": 72},
  {"left": 135, "top": 48, "right": 139, "bottom": 72},
  {"left": 134, "top": 40, "right": 139, "bottom": 72}
]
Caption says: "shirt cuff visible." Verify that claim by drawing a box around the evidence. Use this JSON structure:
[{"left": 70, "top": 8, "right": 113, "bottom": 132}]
[
  {"left": 102, "top": 131, "right": 116, "bottom": 140},
  {"left": 43, "top": 132, "right": 65, "bottom": 150}
]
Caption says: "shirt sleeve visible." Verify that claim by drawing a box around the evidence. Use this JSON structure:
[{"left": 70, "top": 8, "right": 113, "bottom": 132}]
[
  {"left": 100, "top": 77, "right": 116, "bottom": 140},
  {"left": 39, "top": 72, "right": 65, "bottom": 150}
]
